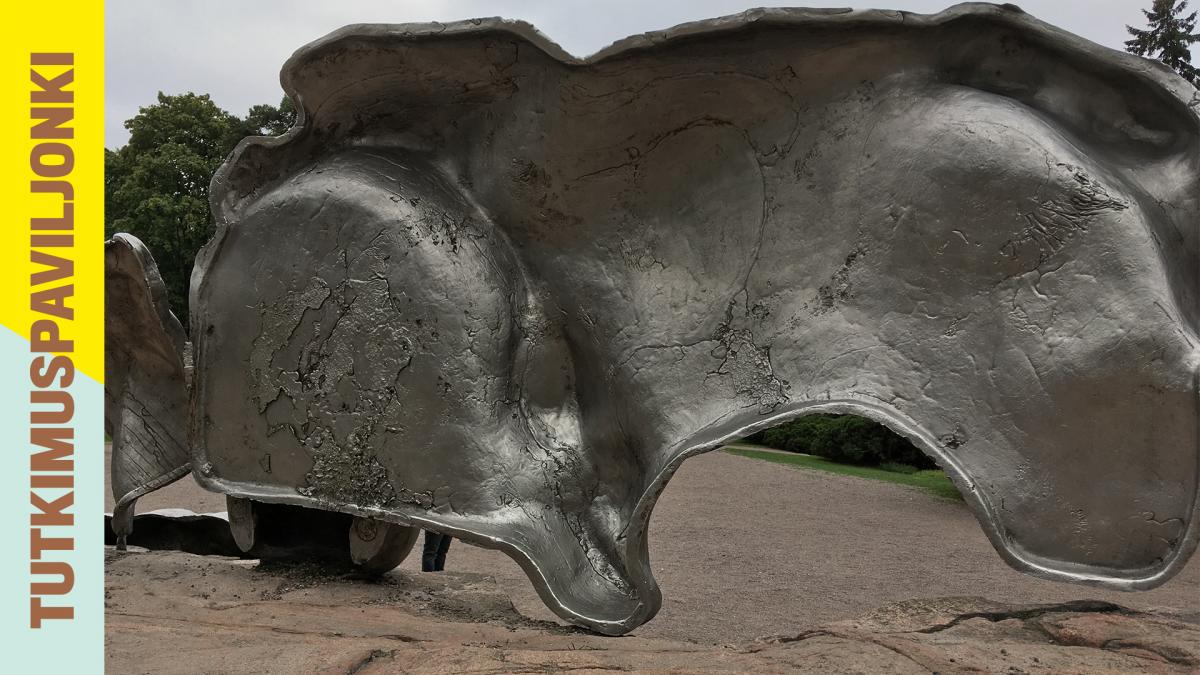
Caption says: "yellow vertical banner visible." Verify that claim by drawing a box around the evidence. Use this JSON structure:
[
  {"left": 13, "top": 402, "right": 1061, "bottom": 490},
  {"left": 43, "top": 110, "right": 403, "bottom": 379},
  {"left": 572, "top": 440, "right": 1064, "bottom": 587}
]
[{"left": 0, "top": 1, "right": 104, "bottom": 671}]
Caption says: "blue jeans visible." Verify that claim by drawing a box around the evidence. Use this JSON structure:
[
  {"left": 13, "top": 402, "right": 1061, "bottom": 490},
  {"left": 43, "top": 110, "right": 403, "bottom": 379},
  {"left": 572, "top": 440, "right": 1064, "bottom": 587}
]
[{"left": 422, "top": 531, "right": 451, "bottom": 572}]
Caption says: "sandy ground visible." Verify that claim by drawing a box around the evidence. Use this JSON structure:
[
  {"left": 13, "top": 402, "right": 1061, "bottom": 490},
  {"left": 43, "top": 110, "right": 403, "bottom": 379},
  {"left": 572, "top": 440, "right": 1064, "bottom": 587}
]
[{"left": 107, "top": 446, "right": 1200, "bottom": 645}]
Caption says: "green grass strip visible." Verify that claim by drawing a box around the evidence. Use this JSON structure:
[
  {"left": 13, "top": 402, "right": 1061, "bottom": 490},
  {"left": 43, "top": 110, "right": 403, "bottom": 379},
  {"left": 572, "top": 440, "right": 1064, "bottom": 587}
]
[{"left": 723, "top": 446, "right": 964, "bottom": 501}]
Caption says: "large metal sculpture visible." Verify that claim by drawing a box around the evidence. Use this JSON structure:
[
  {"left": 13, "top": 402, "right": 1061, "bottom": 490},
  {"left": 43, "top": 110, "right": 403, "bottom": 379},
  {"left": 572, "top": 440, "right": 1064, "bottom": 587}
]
[{"left": 107, "top": 3, "right": 1199, "bottom": 635}]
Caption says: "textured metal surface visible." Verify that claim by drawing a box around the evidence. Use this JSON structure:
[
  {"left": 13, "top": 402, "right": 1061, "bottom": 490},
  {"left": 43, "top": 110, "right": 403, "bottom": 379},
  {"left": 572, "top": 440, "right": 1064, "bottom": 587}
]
[
  {"left": 348, "top": 517, "right": 421, "bottom": 573},
  {"left": 185, "top": 4, "right": 1199, "bottom": 635},
  {"left": 226, "top": 496, "right": 257, "bottom": 553},
  {"left": 105, "top": 233, "right": 191, "bottom": 543}
]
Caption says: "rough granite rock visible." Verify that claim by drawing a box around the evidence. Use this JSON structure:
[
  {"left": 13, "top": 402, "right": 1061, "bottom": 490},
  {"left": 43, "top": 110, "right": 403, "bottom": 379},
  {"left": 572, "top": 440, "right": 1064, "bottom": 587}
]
[{"left": 105, "top": 548, "right": 1200, "bottom": 674}]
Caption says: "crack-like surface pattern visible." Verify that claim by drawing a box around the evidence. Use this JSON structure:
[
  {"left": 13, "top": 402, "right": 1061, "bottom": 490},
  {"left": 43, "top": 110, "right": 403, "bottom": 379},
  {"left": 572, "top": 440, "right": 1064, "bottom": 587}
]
[{"left": 105, "top": 234, "right": 191, "bottom": 539}]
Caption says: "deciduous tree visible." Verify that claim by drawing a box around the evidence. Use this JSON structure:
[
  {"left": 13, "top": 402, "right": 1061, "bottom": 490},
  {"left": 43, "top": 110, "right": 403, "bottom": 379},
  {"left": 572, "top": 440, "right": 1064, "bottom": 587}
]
[{"left": 105, "top": 93, "right": 296, "bottom": 324}]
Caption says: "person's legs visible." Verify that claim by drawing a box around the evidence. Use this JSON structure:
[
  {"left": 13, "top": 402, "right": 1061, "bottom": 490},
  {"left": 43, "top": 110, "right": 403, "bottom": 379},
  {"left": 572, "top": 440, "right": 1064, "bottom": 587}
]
[
  {"left": 421, "top": 531, "right": 442, "bottom": 572},
  {"left": 433, "top": 535, "right": 452, "bottom": 571}
]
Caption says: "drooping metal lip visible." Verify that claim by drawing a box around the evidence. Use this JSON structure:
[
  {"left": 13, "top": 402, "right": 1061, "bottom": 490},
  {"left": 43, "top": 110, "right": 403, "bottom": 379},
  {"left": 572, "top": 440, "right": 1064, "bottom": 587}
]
[
  {"left": 186, "top": 3, "right": 1200, "bottom": 637},
  {"left": 191, "top": 471, "right": 656, "bottom": 634}
]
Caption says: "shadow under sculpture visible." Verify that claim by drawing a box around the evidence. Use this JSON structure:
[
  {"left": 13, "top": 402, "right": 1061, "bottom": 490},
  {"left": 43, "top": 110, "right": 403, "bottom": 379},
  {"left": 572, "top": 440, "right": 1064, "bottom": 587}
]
[{"left": 114, "top": 4, "right": 1200, "bottom": 635}]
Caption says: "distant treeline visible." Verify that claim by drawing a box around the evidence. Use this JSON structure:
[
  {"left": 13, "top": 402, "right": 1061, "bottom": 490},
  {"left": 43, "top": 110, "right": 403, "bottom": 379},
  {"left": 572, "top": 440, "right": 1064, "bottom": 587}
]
[{"left": 744, "top": 414, "right": 937, "bottom": 470}]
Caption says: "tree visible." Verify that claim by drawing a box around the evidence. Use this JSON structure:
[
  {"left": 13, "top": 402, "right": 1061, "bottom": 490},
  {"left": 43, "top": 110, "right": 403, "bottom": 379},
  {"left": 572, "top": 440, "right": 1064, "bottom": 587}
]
[
  {"left": 239, "top": 96, "right": 297, "bottom": 137},
  {"left": 1126, "top": 0, "right": 1200, "bottom": 86},
  {"left": 750, "top": 414, "right": 936, "bottom": 469},
  {"left": 106, "top": 93, "right": 297, "bottom": 325}
]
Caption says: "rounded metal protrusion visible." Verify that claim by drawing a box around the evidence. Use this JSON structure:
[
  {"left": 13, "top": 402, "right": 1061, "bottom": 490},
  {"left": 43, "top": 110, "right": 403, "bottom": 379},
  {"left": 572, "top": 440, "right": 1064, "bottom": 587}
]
[
  {"left": 226, "top": 495, "right": 258, "bottom": 553},
  {"left": 111, "top": 500, "right": 135, "bottom": 551},
  {"left": 348, "top": 516, "right": 420, "bottom": 574}
]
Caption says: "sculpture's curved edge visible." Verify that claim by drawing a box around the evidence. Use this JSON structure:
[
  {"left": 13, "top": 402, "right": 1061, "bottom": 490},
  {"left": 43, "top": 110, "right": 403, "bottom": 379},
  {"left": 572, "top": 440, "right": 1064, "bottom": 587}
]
[
  {"left": 110, "top": 233, "right": 188, "bottom": 357},
  {"left": 110, "top": 463, "right": 194, "bottom": 541},
  {"left": 201, "top": 2, "right": 1199, "bottom": 226},
  {"left": 623, "top": 391, "right": 1200, "bottom": 604},
  {"left": 185, "top": 3, "right": 1200, "bottom": 635},
  {"left": 106, "top": 233, "right": 192, "bottom": 540},
  {"left": 188, "top": 470, "right": 655, "bottom": 635}
]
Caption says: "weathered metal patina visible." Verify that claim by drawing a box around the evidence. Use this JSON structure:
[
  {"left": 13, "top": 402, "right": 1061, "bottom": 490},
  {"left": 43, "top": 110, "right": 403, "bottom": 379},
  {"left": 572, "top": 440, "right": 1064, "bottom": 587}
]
[
  {"left": 105, "top": 233, "right": 191, "bottom": 546},
  {"left": 109, "top": 4, "right": 1199, "bottom": 635}
]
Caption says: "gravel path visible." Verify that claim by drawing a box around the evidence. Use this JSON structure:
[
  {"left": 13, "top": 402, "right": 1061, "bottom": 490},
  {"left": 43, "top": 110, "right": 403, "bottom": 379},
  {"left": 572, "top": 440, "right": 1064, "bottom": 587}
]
[{"left": 108, "top": 446, "right": 1199, "bottom": 644}]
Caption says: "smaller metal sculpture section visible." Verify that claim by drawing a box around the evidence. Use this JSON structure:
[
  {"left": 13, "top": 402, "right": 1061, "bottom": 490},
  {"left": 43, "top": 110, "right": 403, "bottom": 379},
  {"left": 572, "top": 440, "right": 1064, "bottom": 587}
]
[{"left": 105, "top": 233, "right": 191, "bottom": 546}]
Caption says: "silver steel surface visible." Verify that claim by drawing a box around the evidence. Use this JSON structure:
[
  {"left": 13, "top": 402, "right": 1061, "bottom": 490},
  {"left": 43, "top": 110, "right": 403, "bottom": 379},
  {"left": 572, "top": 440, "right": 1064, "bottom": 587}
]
[
  {"left": 105, "top": 233, "right": 191, "bottom": 544},
  {"left": 181, "top": 4, "right": 1198, "bottom": 634},
  {"left": 348, "top": 517, "right": 422, "bottom": 573}
]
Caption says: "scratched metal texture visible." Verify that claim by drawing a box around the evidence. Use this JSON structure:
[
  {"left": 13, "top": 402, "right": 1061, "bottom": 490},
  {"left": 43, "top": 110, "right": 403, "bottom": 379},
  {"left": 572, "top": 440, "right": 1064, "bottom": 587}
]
[
  {"left": 187, "top": 4, "right": 1200, "bottom": 634},
  {"left": 105, "top": 233, "right": 192, "bottom": 540}
]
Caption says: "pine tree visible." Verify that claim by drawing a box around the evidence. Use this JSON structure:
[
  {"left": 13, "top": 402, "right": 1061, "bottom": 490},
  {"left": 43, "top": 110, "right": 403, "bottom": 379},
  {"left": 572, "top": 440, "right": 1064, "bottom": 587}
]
[{"left": 1126, "top": 0, "right": 1200, "bottom": 85}]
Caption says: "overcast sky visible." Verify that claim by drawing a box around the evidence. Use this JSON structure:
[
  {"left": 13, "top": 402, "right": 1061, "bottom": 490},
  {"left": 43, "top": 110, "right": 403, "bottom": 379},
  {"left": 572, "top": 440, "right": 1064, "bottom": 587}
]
[{"left": 105, "top": 1, "right": 1184, "bottom": 148}]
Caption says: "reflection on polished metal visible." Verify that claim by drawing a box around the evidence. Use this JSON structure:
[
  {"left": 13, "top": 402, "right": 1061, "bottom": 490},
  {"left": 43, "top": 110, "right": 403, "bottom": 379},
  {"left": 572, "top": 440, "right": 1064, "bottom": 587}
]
[
  {"left": 174, "top": 3, "right": 1200, "bottom": 635},
  {"left": 105, "top": 233, "right": 191, "bottom": 547}
]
